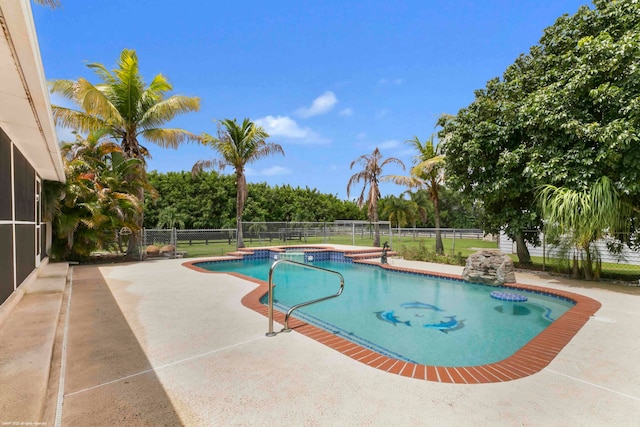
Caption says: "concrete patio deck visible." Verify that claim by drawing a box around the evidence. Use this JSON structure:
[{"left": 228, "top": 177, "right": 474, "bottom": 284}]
[{"left": 1, "top": 248, "right": 640, "bottom": 426}]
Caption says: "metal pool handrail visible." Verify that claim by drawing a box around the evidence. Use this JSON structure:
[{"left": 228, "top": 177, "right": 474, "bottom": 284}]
[{"left": 266, "top": 258, "right": 345, "bottom": 337}]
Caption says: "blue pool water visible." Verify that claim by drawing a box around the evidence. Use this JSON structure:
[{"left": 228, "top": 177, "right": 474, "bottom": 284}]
[{"left": 200, "top": 258, "right": 574, "bottom": 366}]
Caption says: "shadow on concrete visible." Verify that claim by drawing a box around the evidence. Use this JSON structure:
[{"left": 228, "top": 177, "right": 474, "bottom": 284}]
[{"left": 61, "top": 265, "right": 183, "bottom": 425}]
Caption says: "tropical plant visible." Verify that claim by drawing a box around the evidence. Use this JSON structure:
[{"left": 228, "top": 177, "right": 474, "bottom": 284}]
[
  {"left": 386, "top": 135, "right": 446, "bottom": 254},
  {"left": 50, "top": 48, "right": 200, "bottom": 255},
  {"left": 538, "top": 177, "right": 632, "bottom": 280},
  {"left": 193, "top": 118, "right": 284, "bottom": 249},
  {"left": 379, "top": 195, "right": 417, "bottom": 230},
  {"left": 50, "top": 48, "right": 201, "bottom": 160},
  {"left": 51, "top": 131, "right": 149, "bottom": 259},
  {"left": 33, "top": 0, "right": 60, "bottom": 8},
  {"left": 156, "top": 206, "right": 188, "bottom": 230},
  {"left": 347, "top": 147, "right": 404, "bottom": 247}
]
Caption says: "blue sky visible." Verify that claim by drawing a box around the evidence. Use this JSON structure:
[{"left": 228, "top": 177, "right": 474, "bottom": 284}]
[{"left": 33, "top": 0, "right": 588, "bottom": 200}]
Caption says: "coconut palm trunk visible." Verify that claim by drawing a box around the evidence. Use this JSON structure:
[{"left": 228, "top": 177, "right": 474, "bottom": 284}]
[
  {"left": 433, "top": 195, "right": 444, "bottom": 254},
  {"left": 236, "top": 170, "right": 247, "bottom": 248},
  {"left": 371, "top": 198, "right": 381, "bottom": 248}
]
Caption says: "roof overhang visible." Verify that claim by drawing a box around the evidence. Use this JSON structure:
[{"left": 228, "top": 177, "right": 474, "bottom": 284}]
[{"left": 0, "top": 0, "right": 64, "bottom": 182}]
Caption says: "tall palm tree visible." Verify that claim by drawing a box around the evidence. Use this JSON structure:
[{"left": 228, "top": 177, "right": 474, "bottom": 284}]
[
  {"left": 50, "top": 48, "right": 201, "bottom": 160},
  {"left": 386, "top": 135, "right": 446, "bottom": 254},
  {"left": 50, "top": 48, "right": 200, "bottom": 255},
  {"left": 347, "top": 147, "right": 405, "bottom": 247},
  {"left": 193, "top": 118, "right": 284, "bottom": 249}
]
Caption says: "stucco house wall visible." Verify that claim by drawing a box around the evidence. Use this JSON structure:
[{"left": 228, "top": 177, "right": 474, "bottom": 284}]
[{"left": 0, "top": 0, "right": 65, "bottom": 308}]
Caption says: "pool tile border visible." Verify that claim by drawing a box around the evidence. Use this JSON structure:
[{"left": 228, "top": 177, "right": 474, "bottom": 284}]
[{"left": 182, "top": 253, "right": 602, "bottom": 384}]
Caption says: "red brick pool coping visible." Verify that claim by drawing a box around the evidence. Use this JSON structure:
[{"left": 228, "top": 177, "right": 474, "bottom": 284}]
[{"left": 183, "top": 253, "right": 601, "bottom": 384}]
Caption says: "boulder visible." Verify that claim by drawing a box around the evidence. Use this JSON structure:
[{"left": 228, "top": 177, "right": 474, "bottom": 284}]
[
  {"left": 160, "top": 244, "right": 175, "bottom": 254},
  {"left": 462, "top": 250, "right": 516, "bottom": 286},
  {"left": 146, "top": 245, "right": 160, "bottom": 256}
]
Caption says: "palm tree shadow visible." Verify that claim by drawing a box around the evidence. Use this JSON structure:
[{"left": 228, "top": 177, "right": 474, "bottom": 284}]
[{"left": 62, "top": 265, "right": 183, "bottom": 425}]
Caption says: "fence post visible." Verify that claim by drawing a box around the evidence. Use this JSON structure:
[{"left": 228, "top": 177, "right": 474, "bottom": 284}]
[
  {"left": 452, "top": 228, "right": 456, "bottom": 255},
  {"left": 542, "top": 232, "right": 546, "bottom": 271},
  {"left": 352, "top": 222, "right": 355, "bottom": 246}
]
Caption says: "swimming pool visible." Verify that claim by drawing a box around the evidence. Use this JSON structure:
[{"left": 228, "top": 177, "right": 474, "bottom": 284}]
[
  {"left": 197, "top": 257, "right": 573, "bottom": 366},
  {"left": 184, "top": 248, "right": 600, "bottom": 383}
]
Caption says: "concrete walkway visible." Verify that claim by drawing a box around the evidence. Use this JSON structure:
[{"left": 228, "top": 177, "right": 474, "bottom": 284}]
[
  {"left": 0, "top": 261, "right": 68, "bottom": 425},
  {"left": 2, "top": 253, "right": 640, "bottom": 426}
]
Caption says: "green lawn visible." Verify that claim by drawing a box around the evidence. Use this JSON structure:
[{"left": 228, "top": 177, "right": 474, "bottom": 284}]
[
  {"left": 175, "top": 237, "right": 640, "bottom": 281},
  {"left": 175, "top": 235, "right": 498, "bottom": 259},
  {"left": 509, "top": 255, "right": 640, "bottom": 280}
]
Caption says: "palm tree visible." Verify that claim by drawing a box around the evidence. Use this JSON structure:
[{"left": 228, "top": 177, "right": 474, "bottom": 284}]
[
  {"left": 347, "top": 148, "right": 405, "bottom": 247},
  {"left": 193, "top": 118, "right": 284, "bottom": 249},
  {"left": 50, "top": 48, "right": 201, "bottom": 160},
  {"left": 386, "top": 135, "right": 446, "bottom": 254},
  {"left": 50, "top": 48, "right": 200, "bottom": 255},
  {"left": 156, "top": 206, "right": 188, "bottom": 230},
  {"left": 33, "top": 0, "right": 61, "bottom": 8},
  {"left": 52, "top": 131, "right": 149, "bottom": 259},
  {"left": 380, "top": 195, "right": 417, "bottom": 231},
  {"left": 538, "top": 176, "right": 631, "bottom": 280},
  {"left": 408, "top": 189, "right": 430, "bottom": 228}
]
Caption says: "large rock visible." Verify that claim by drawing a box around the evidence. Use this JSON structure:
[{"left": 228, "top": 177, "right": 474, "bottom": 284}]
[
  {"left": 146, "top": 245, "right": 160, "bottom": 256},
  {"left": 160, "top": 244, "right": 175, "bottom": 254},
  {"left": 462, "top": 250, "right": 516, "bottom": 286}
]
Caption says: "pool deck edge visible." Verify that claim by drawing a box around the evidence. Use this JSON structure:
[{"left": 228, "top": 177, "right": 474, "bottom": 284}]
[{"left": 182, "top": 256, "right": 602, "bottom": 384}]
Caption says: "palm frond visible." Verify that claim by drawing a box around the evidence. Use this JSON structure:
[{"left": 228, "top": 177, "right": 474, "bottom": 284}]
[
  {"left": 141, "top": 128, "right": 200, "bottom": 148},
  {"left": 51, "top": 106, "right": 109, "bottom": 134},
  {"left": 140, "top": 95, "right": 201, "bottom": 128},
  {"left": 73, "top": 78, "right": 124, "bottom": 125},
  {"left": 32, "top": 0, "right": 61, "bottom": 9}
]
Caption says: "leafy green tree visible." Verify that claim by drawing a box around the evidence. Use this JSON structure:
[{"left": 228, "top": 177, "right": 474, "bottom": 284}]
[
  {"left": 347, "top": 147, "right": 404, "bottom": 247},
  {"left": 440, "top": 78, "right": 541, "bottom": 263},
  {"left": 440, "top": 0, "right": 640, "bottom": 262},
  {"left": 436, "top": 187, "right": 482, "bottom": 229},
  {"left": 193, "top": 118, "right": 284, "bottom": 249},
  {"left": 144, "top": 171, "right": 235, "bottom": 229}
]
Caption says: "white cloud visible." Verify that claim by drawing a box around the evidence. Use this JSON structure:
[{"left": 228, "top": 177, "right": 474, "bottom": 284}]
[
  {"left": 246, "top": 165, "right": 292, "bottom": 177},
  {"left": 255, "top": 115, "right": 328, "bottom": 143},
  {"left": 261, "top": 166, "right": 292, "bottom": 176},
  {"left": 339, "top": 108, "right": 353, "bottom": 117},
  {"left": 296, "top": 91, "right": 338, "bottom": 118},
  {"left": 378, "top": 139, "right": 401, "bottom": 149},
  {"left": 357, "top": 132, "right": 367, "bottom": 140},
  {"left": 378, "top": 78, "right": 404, "bottom": 86}
]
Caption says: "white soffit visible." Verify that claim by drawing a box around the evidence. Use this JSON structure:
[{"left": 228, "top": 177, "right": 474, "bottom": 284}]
[{"left": 0, "top": 0, "right": 64, "bottom": 182}]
